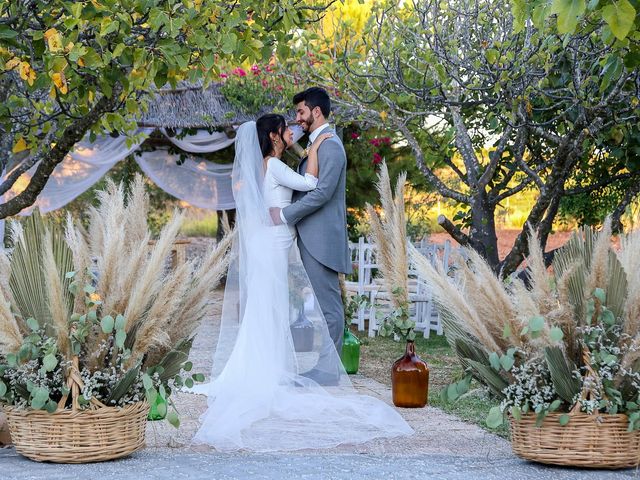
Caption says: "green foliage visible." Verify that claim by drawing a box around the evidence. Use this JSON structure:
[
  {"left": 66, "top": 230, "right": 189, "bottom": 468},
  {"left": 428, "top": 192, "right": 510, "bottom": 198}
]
[
  {"left": 559, "top": 126, "right": 640, "bottom": 226},
  {"left": 342, "top": 126, "right": 434, "bottom": 241},
  {"left": 343, "top": 294, "right": 370, "bottom": 327},
  {"left": 544, "top": 346, "right": 581, "bottom": 403},
  {"left": 430, "top": 384, "right": 509, "bottom": 438},
  {"left": 437, "top": 223, "right": 640, "bottom": 431},
  {"left": 8, "top": 210, "right": 74, "bottom": 334},
  {"left": 550, "top": 0, "right": 587, "bottom": 34},
  {"left": 440, "top": 374, "right": 472, "bottom": 403},
  {"left": 0, "top": 0, "right": 319, "bottom": 157},
  {"left": 218, "top": 63, "right": 294, "bottom": 115},
  {"left": 515, "top": 0, "right": 639, "bottom": 64},
  {"left": 300, "top": 0, "right": 640, "bottom": 274},
  {"left": 0, "top": 212, "right": 201, "bottom": 425},
  {"left": 377, "top": 292, "right": 416, "bottom": 341},
  {"left": 486, "top": 405, "right": 504, "bottom": 428},
  {"left": 181, "top": 213, "right": 218, "bottom": 238}
]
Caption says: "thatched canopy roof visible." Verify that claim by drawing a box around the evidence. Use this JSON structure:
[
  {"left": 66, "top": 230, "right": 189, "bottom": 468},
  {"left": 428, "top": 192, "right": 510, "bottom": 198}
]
[
  {"left": 139, "top": 81, "right": 354, "bottom": 130},
  {"left": 139, "top": 81, "right": 282, "bottom": 129}
]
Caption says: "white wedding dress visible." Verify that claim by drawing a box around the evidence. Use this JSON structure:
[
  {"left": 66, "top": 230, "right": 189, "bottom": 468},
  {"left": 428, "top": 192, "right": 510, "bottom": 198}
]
[{"left": 191, "top": 122, "right": 413, "bottom": 452}]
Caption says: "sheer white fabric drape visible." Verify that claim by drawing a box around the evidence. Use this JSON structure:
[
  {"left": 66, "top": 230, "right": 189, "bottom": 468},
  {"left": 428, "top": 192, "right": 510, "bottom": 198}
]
[
  {"left": 0, "top": 128, "right": 238, "bottom": 214},
  {"left": 136, "top": 149, "right": 235, "bottom": 210},
  {"left": 0, "top": 129, "right": 152, "bottom": 214},
  {"left": 160, "top": 128, "right": 236, "bottom": 153}
]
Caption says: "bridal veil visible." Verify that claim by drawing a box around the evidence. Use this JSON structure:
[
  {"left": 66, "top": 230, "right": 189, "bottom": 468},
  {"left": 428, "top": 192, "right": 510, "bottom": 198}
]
[{"left": 191, "top": 121, "right": 413, "bottom": 451}]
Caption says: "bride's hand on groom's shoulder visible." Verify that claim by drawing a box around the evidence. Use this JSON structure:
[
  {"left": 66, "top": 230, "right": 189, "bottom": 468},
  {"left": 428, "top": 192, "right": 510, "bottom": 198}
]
[{"left": 311, "top": 133, "right": 333, "bottom": 152}]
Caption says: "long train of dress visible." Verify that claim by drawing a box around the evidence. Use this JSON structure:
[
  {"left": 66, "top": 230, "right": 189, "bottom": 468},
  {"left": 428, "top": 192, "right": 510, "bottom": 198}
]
[{"left": 190, "top": 155, "right": 413, "bottom": 451}]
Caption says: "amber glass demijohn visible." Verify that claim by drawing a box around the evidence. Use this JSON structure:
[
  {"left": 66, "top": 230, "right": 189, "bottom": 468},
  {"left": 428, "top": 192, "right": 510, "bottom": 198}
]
[{"left": 391, "top": 340, "right": 429, "bottom": 408}]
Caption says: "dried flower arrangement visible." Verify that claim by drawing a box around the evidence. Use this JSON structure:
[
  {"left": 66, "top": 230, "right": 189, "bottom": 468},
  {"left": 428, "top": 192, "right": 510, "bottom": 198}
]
[
  {"left": 366, "top": 162, "right": 415, "bottom": 341},
  {"left": 0, "top": 176, "right": 234, "bottom": 426},
  {"left": 412, "top": 219, "right": 640, "bottom": 429}
]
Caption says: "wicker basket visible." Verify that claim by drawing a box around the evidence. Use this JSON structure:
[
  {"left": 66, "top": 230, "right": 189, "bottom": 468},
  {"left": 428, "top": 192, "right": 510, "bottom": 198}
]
[
  {"left": 510, "top": 412, "right": 640, "bottom": 469},
  {"left": 2, "top": 357, "right": 149, "bottom": 463}
]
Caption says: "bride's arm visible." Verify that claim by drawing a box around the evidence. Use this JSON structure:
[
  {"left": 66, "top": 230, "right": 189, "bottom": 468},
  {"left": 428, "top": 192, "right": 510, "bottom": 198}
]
[
  {"left": 268, "top": 157, "right": 317, "bottom": 191},
  {"left": 305, "top": 132, "right": 332, "bottom": 178}
]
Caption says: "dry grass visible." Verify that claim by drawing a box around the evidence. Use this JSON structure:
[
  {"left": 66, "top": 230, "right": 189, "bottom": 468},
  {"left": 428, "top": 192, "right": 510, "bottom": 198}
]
[
  {"left": 0, "top": 174, "right": 234, "bottom": 377},
  {"left": 41, "top": 230, "right": 71, "bottom": 357},
  {"left": 414, "top": 229, "right": 577, "bottom": 362},
  {"left": 413, "top": 218, "right": 640, "bottom": 399},
  {"left": 64, "top": 214, "right": 92, "bottom": 315},
  {"left": 366, "top": 162, "right": 409, "bottom": 309},
  {"left": 459, "top": 247, "right": 520, "bottom": 351},
  {"left": 586, "top": 217, "right": 612, "bottom": 294},
  {"left": 0, "top": 293, "right": 22, "bottom": 355},
  {"left": 409, "top": 245, "right": 501, "bottom": 353}
]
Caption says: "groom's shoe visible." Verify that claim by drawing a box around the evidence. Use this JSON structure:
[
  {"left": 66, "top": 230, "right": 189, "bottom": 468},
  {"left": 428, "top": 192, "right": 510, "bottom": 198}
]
[{"left": 300, "top": 368, "right": 341, "bottom": 387}]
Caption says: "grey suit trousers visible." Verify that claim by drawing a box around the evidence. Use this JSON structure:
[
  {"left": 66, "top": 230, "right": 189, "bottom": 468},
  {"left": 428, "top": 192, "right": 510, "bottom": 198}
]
[{"left": 298, "top": 238, "right": 344, "bottom": 358}]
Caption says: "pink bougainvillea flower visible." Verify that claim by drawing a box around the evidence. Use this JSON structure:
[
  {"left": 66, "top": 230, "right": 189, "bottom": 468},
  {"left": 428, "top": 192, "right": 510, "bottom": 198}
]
[
  {"left": 251, "top": 64, "right": 261, "bottom": 75},
  {"left": 219, "top": 73, "right": 228, "bottom": 79},
  {"left": 265, "top": 64, "right": 274, "bottom": 73},
  {"left": 276, "top": 85, "right": 283, "bottom": 91},
  {"left": 382, "top": 137, "right": 391, "bottom": 145},
  {"left": 372, "top": 153, "right": 383, "bottom": 164},
  {"left": 350, "top": 132, "right": 360, "bottom": 140},
  {"left": 369, "top": 138, "right": 381, "bottom": 147},
  {"left": 261, "top": 79, "right": 268, "bottom": 87},
  {"left": 232, "top": 67, "right": 247, "bottom": 77}
]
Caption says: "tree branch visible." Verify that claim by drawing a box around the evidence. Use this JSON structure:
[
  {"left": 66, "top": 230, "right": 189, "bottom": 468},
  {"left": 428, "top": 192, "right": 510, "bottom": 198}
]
[
  {"left": 0, "top": 85, "right": 122, "bottom": 219},
  {"left": 478, "top": 124, "right": 512, "bottom": 189},
  {"left": 437, "top": 214, "right": 471, "bottom": 246},
  {"left": 611, "top": 180, "right": 640, "bottom": 234},
  {"left": 449, "top": 106, "right": 480, "bottom": 187},
  {"left": 394, "top": 121, "right": 471, "bottom": 204},
  {"left": 564, "top": 173, "right": 634, "bottom": 196},
  {"left": 0, "top": 152, "right": 43, "bottom": 196}
]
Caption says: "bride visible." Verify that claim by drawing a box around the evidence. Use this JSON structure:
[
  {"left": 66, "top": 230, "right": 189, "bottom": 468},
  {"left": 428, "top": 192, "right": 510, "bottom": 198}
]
[{"left": 191, "top": 115, "right": 413, "bottom": 452}]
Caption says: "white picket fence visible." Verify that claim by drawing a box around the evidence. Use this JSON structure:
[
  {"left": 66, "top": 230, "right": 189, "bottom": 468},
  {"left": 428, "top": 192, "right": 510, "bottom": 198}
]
[{"left": 344, "top": 237, "right": 453, "bottom": 337}]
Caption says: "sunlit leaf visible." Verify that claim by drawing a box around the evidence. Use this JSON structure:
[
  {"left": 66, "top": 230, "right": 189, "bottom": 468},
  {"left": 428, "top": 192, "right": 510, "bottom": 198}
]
[{"left": 602, "top": 0, "right": 636, "bottom": 41}]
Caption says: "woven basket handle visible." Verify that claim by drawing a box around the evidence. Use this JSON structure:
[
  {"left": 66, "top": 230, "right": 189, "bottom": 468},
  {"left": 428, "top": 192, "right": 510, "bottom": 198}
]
[
  {"left": 56, "top": 356, "right": 107, "bottom": 412},
  {"left": 569, "top": 347, "right": 601, "bottom": 416}
]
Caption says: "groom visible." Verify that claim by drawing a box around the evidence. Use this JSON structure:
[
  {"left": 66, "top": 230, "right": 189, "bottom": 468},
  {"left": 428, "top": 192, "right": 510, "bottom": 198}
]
[{"left": 270, "top": 87, "right": 351, "bottom": 381}]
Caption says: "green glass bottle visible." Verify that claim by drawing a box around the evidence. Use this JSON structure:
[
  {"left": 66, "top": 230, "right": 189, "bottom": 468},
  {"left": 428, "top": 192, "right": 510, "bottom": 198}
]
[
  {"left": 341, "top": 326, "right": 361, "bottom": 374},
  {"left": 148, "top": 390, "right": 168, "bottom": 421}
]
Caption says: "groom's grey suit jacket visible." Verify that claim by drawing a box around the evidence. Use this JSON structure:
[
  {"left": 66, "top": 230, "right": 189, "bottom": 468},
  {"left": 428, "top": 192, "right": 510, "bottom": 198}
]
[{"left": 282, "top": 126, "right": 352, "bottom": 275}]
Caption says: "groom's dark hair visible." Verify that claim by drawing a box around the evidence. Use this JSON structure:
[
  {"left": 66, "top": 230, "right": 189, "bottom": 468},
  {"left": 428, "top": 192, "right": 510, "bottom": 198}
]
[{"left": 293, "top": 87, "right": 331, "bottom": 118}]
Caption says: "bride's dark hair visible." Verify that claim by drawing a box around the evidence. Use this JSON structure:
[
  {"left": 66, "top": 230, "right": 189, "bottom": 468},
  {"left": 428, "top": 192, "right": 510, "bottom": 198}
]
[{"left": 256, "top": 114, "right": 287, "bottom": 158}]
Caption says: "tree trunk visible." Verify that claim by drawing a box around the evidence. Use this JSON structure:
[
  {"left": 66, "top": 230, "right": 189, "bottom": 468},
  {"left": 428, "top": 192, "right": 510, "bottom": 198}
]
[{"left": 469, "top": 193, "right": 500, "bottom": 271}]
